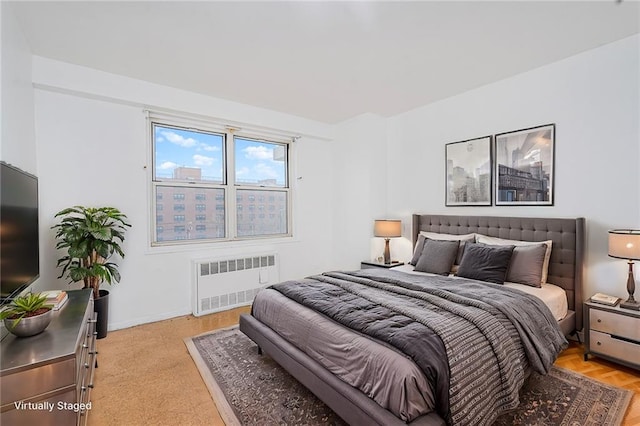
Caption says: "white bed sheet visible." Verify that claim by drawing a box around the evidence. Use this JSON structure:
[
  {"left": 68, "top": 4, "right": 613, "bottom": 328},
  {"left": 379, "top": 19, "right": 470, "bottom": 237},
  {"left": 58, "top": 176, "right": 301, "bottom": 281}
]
[{"left": 391, "top": 264, "right": 568, "bottom": 321}]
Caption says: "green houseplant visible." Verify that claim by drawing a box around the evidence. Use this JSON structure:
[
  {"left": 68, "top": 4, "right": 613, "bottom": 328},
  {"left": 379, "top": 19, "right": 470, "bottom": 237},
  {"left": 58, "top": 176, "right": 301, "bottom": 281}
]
[
  {"left": 1, "top": 292, "right": 53, "bottom": 337},
  {"left": 52, "top": 206, "right": 131, "bottom": 338}
]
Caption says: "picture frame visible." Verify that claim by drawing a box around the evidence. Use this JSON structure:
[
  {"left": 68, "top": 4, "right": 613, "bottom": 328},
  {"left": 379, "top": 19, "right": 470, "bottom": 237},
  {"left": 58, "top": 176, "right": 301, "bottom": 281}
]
[
  {"left": 494, "top": 124, "right": 555, "bottom": 206},
  {"left": 445, "top": 136, "right": 492, "bottom": 206}
]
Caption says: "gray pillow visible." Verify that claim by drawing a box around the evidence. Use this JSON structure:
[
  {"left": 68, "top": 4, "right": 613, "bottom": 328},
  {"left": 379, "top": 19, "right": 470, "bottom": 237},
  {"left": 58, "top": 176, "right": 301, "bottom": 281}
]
[
  {"left": 414, "top": 238, "right": 460, "bottom": 275},
  {"left": 457, "top": 242, "right": 515, "bottom": 284},
  {"left": 410, "top": 234, "right": 426, "bottom": 266},
  {"left": 420, "top": 232, "right": 475, "bottom": 264},
  {"left": 505, "top": 243, "right": 548, "bottom": 288},
  {"left": 476, "top": 235, "right": 553, "bottom": 284}
]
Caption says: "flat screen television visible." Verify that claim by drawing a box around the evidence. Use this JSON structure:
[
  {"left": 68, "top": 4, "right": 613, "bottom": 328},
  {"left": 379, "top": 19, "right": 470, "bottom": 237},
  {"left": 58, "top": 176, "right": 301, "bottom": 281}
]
[{"left": 0, "top": 161, "right": 39, "bottom": 304}]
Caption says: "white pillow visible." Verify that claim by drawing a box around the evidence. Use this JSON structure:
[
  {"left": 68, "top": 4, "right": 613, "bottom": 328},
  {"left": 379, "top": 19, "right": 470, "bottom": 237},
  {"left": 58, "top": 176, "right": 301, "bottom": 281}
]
[{"left": 475, "top": 235, "right": 553, "bottom": 284}]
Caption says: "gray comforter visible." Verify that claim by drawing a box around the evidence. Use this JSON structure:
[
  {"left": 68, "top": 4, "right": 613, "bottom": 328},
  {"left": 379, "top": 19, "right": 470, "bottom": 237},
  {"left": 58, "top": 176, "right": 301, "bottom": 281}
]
[{"left": 270, "top": 268, "right": 567, "bottom": 426}]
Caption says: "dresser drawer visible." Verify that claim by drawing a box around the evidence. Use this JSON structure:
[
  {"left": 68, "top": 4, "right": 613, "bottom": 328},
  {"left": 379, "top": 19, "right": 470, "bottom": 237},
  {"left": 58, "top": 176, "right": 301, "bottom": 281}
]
[
  {"left": 590, "top": 309, "right": 640, "bottom": 342},
  {"left": 589, "top": 330, "right": 640, "bottom": 367}
]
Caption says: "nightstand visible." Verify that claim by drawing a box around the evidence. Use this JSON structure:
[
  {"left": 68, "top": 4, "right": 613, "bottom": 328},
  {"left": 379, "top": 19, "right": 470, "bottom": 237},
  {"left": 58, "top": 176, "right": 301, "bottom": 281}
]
[
  {"left": 583, "top": 300, "right": 640, "bottom": 370},
  {"left": 361, "top": 261, "right": 404, "bottom": 269}
]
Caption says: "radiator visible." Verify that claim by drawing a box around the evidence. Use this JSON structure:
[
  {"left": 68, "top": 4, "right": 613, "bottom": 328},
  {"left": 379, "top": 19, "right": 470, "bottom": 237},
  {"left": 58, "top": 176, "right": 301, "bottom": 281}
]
[{"left": 192, "top": 254, "right": 279, "bottom": 316}]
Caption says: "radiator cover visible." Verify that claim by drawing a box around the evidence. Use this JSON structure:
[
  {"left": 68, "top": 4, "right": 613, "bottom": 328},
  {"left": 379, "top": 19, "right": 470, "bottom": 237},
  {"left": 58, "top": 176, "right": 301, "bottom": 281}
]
[{"left": 192, "top": 254, "right": 278, "bottom": 316}]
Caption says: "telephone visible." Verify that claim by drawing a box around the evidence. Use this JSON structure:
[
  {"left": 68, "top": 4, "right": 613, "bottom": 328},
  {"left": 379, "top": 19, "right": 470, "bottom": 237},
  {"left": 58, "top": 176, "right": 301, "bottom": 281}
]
[{"left": 590, "top": 293, "right": 620, "bottom": 306}]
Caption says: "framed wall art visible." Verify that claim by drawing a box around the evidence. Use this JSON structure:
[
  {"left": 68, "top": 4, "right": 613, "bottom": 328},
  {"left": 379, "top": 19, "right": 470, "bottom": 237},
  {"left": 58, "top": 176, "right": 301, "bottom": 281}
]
[
  {"left": 494, "top": 124, "right": 555, "bottom": 206},
  {"left": 445, "top": 136, "right": 492, "bottom": 206}
]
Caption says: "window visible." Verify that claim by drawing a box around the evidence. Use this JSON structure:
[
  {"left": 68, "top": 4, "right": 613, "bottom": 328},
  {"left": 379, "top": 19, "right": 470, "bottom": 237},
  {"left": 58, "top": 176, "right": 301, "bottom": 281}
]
[{"left": 151, "top": 119, "right": 290, "bottom": 245}]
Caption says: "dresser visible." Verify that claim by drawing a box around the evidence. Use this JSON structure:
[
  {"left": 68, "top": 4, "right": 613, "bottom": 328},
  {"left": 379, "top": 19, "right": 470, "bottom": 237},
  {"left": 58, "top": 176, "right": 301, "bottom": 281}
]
[
  {"left": 584, "top": 300, "right": 640, "bottom": 370},
  {"left": 0, "top": 289, "right": 97, "bottom": 425}
]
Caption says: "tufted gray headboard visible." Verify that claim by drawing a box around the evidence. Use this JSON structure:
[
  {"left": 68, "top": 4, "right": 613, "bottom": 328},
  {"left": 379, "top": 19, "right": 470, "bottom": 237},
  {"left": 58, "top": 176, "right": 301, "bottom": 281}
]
[{"left": 412, "top": 214, "right": 586, "bottom": 332}]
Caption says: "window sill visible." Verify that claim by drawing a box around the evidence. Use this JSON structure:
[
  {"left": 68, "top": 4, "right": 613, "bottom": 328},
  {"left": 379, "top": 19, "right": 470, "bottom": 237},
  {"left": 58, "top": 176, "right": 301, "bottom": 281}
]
[{"left": 145, "top": 234, "right": 298, "bottom": 255}]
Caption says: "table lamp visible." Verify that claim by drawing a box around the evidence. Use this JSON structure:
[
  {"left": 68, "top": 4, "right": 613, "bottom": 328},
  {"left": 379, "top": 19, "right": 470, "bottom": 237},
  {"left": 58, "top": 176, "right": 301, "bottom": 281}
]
[
  {"left": 374, "top": 220, "right": 402, "bottom": 264},
  {"left": 608, "top": 229, "right": 640, "bottom": 310}
]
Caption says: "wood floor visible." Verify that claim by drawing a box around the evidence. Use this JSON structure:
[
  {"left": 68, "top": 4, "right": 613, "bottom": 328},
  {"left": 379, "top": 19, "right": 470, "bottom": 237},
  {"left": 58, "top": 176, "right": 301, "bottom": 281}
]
[{"left": 89, "top": 308, "right": 640, "bottom": 426}]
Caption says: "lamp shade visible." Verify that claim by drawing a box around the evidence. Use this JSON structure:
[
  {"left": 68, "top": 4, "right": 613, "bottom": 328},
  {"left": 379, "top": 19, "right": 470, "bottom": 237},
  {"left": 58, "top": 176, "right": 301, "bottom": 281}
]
[
  {"left": 608, "top": 229, "right": 640, "bottom": 261},
  {"left": 374, "top": 220, "right": 402, "bottom": 238}
]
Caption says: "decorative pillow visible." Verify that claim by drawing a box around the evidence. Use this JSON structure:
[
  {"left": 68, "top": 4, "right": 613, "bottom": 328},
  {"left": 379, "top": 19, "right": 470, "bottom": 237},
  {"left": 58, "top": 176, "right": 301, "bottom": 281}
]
[
  {"left": 419, "top": 232, "right": 476, "bottom": 264},
  {"left": 414, "top": 238, "right": 460, "bottom": 275},
  {"left": 504, "top": 243, "right": 548, "bottom": 287},
  {"left": 457, "top": 242, "right": 515, "bottom": 284},
  {"left": 476, "top": 235, "right": 553, "bottom": 283},
  {"left": 410, "top": 234, "right": 426, "bottom": 266}
]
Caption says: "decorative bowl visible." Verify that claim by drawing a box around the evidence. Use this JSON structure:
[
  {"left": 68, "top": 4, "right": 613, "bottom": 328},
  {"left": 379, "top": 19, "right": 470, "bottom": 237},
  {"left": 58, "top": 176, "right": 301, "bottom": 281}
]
[{"left": 4, "top": 309, "right": 53, "bottom": 337}]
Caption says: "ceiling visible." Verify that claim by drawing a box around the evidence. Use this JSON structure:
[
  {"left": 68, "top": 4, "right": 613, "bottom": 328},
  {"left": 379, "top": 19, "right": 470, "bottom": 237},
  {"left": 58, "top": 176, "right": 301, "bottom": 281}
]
[{"left": 9, "top": 1, "right": 640, "bottom": 124}]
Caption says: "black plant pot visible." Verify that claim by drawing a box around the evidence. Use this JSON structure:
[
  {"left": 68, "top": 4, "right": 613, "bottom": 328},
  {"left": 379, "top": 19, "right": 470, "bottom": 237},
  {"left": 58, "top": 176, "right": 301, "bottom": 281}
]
[{"left": 94, "top": 289, "right": 109, "bottom": 339}]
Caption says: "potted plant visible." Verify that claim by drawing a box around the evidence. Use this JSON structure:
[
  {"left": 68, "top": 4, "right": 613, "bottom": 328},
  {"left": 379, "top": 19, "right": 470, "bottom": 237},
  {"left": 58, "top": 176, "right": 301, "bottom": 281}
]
[
  {"left": 52, "top": 206, "right": 131, "bottom": 339},
  {"left": 1, "top": 292, "right": 53, "bottom": 337}
]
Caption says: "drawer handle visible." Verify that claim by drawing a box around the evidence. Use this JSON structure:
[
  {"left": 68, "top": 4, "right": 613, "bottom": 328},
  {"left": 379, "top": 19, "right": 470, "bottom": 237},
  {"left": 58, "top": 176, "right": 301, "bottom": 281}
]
[
  {"left": 597, "top": 319, "right": 602, "bottom": 323},
  {"left": 84, "top": 363, "right": 90, "bottom": 368},
  {"left": 88, "top": 383, "right": 94, "bottom": 389},
  {"left": 88, "top": 319, "right": 97, "bottom": 323},
  {"left": 82, "top": 344, "right": 89, "bottom": 349},
  {"left": 81, "top": 386, "right": 87, "bottom": 391},
  {"left": 597, "top": 341, "right": 602, "bottom": 346},
  {"left": 93, "top": 332, "right": 98, "bottom": 336}
]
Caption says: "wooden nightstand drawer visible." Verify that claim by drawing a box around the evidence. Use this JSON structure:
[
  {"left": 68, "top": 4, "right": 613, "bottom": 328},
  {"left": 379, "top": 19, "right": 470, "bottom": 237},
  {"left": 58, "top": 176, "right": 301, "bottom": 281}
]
[
  {"left": 589, "top": 330, "right": 640, "bottom": 366},
  {"left": 590, "top": 309, "right": 640, "bottom": 342}
]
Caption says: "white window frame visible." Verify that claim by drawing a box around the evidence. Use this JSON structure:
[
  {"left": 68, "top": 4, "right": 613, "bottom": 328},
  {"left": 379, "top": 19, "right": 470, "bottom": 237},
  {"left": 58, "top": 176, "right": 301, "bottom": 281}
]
[{"left": 148, "top": 113, "right": 293, "bottom": 247}]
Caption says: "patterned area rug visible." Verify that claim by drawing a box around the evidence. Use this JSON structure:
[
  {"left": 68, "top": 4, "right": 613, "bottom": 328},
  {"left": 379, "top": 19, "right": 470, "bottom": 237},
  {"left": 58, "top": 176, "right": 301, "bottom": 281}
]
[{"left": 185, "top": 327, "right": 633, "bottom": 426}]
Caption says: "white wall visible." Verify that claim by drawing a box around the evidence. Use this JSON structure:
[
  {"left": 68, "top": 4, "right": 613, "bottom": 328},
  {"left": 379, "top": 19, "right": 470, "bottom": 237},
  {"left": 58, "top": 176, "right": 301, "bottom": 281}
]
[
  {"left": 1, "top": 3, "right": 36, "bottom": 174},
  {"left": 331, "top": 113, "right": 390, "bottom": 269},
  {"left": 0, "top": 4, "right": 44, "bottom": 297},
  {"left": 384, "top": 35, "right": 640, "bottom": 300},
  {"left": 33, "top": 61, "right": 335, "bottom": 330}
]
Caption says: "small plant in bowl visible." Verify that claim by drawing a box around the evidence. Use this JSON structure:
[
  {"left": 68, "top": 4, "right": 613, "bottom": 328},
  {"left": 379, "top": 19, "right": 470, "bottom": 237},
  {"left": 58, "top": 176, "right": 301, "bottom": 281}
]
[{"left": 1, "top": 293, "right": 53, "bottom": 337}]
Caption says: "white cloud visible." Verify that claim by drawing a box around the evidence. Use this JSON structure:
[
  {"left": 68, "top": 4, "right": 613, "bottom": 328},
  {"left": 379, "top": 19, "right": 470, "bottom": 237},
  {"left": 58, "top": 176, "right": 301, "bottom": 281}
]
[
  {"left": 236, "top": 166, "right": 250, "bottom": 176},
  {"left": 158, "top": 161, "right": 177, "bottom": 170},
  {"left": 254, "top": 163, "right": 278, "bottom": 178},
  {"left": 161, "top": 130, "right": 198, "bottom": 148},
  {"left": 156, "top": 136, "right": 165, "bottom": 143},
  {"left": 193, "top": 154, "right": 214, "bottom": 166},
  {"left": 200, "top": 143, "right": 220, "bottom": 152},
  {"left": 243, "top": 145, "right": 273, "bottom": 160}
]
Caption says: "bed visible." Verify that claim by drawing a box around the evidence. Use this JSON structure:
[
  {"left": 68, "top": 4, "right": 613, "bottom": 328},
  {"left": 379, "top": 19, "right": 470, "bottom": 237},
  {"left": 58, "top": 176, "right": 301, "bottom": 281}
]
[{"left": 240, "top": 214, "right": 585, "bottom": 425}]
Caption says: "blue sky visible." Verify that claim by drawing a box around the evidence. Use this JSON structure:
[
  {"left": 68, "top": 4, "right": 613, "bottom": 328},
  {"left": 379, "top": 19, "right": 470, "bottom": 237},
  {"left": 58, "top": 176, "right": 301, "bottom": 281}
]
[{"left": 154, "top": 125, "right": 286, "bottom": 186}]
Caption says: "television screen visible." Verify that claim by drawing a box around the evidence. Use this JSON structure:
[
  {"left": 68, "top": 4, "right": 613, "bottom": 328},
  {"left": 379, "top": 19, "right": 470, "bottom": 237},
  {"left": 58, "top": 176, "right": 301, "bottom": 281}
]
[{"left": 0, "top": 162, "right": 39, "bottom": 303}]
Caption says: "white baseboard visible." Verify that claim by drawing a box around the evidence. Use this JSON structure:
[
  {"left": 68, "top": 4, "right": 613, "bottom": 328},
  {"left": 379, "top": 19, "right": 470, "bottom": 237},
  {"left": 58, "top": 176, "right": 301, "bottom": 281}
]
[{"left": 107, "top": 308, "right": 192, "bottom": 332}]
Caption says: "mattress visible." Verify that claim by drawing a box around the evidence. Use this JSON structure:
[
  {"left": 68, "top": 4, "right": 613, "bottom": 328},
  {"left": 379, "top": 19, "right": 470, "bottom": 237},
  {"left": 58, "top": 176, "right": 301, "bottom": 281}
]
[{"left": 391, "top": 264, "right": 568, "bottom": 321}]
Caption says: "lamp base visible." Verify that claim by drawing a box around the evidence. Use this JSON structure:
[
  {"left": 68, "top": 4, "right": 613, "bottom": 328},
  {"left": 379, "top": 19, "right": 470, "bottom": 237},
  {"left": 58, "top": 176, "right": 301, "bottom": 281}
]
[
  {"left": 383, "top": 238, "right": 391, "bottom": 265},
  {"left": 620, "top": 299, "right": 640, "bottom": 311}
]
